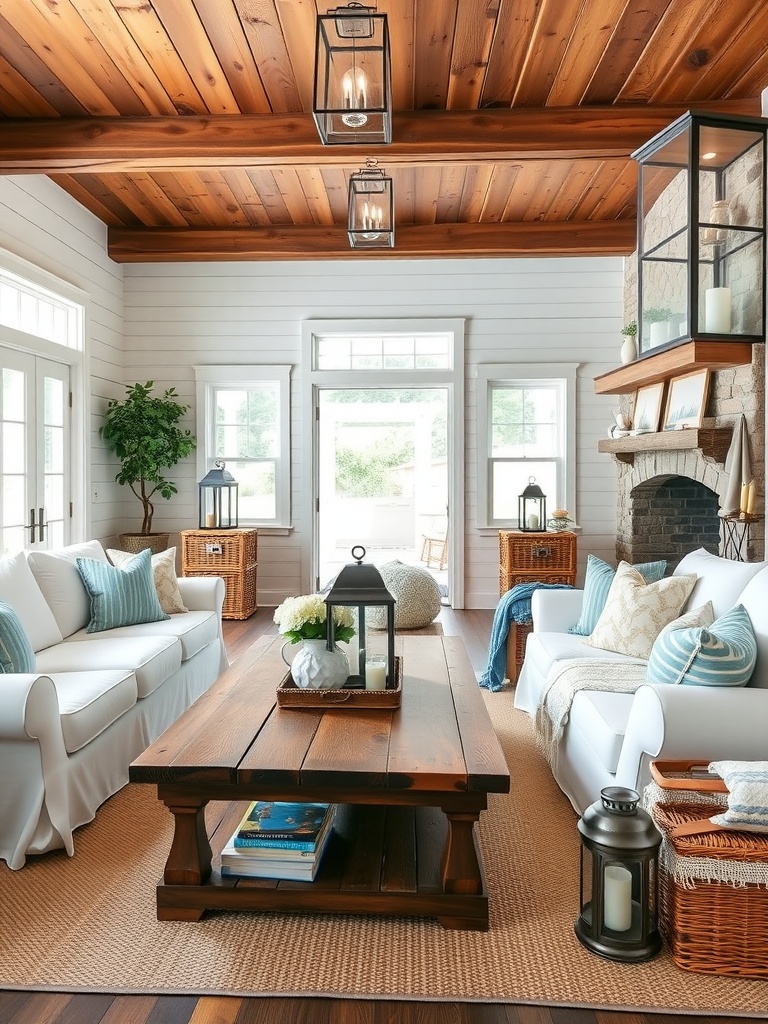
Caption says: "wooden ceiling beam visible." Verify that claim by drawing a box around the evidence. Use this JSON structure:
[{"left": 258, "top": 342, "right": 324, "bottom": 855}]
[
  {"left": 0, "top": 101, "right": 760, "bottom": 173},
  {"left": 107, "top": 219, "right": 637, "bottom": 262}
]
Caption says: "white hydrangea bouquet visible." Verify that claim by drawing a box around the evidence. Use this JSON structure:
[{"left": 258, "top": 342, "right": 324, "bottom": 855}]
[{"left": 274, "top": 594, "right": 356, "bottom": 645}]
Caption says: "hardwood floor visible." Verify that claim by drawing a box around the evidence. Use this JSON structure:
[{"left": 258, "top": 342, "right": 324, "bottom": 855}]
[{"left": 0, "top": 609, "right": 746, "bottom": 1024}]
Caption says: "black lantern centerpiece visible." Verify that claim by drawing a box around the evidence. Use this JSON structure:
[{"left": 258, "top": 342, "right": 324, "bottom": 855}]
[
  {"left": 198, "top": 460, "right": 239, "bottom": 530},
  {"left": 518, "top": 476, "right": 546, "bottom": 532},
  {"left": 324, "top": 545, "right": 396, "bottom": 689},
  {"left": 576, "top": 787, "right": 662, "bottom": 963}
]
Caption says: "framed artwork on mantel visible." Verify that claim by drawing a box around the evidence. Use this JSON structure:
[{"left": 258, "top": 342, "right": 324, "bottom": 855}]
[
  {"left": 632, "top": 382, "right": 665, "bottom": 433},
  {"left": 662, "top": 369, "right": 710, "bottom": 431}
]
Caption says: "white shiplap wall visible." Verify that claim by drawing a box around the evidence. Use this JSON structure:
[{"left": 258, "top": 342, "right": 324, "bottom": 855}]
[
  {"left": 0, "top": 176, "right": 125, "bottom": 545},
  {"left": 122, "top": 258, "right": 624, "bottom": 608}
]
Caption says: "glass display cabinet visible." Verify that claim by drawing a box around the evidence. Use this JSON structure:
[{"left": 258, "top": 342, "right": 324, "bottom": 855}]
[{"left": 633, "top": 111, "right": 767, "bottom": 357}]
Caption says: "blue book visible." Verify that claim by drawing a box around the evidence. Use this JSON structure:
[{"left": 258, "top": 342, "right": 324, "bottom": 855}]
[{"left": 232, "top": 800, "right": 333, "bottom": 850}]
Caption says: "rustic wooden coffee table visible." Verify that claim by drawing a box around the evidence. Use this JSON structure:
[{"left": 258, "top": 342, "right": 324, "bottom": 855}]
[{"left": 130, "top": 633, "right": 510, "bottom": 930}]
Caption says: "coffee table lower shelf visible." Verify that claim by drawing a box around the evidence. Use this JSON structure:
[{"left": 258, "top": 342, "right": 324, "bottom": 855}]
[{"left": 157, "top": 802, "right": 490, "bottom": 931}]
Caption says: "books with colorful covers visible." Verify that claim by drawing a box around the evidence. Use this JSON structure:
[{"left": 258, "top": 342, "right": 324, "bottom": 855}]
[
  {"left": 221, "top": 808, "right": 335, "bottom": 880},
  {"left": 232, "top": 800, "right": 333, "bottom": 851}
]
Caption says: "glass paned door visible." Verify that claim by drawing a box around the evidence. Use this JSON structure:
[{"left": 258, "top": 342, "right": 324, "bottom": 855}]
[{"left": 0, "top": 348, "right": 69, "bottom": 555}]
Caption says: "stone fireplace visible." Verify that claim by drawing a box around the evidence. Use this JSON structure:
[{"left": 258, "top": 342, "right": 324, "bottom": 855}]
[{"left": 609, "top": 345, "right": 765, "bottom": 568}]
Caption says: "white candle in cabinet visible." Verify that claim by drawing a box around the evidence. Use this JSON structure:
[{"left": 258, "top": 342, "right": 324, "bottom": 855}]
[
  {"left": 603, "top": 864, "right": 633, "bottom": 932},
  {"left": 704, "top": 287, "right": 732, "bottom": 333}
]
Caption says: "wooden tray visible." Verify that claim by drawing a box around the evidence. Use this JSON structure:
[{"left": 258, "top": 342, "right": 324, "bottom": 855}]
[{"left": 277, "top": 656, "right": 402, "bottom": 709}]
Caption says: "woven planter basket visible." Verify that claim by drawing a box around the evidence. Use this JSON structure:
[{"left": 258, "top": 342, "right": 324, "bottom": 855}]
[{"left": 117, "top": 533, "right": 170, "bottom": 555}]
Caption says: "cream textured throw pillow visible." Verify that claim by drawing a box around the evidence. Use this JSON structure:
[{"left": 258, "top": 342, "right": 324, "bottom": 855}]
[
  {"left": 583, "top": 562, "right": 697, "bottom": 659},
  {"left": 107, "top": 546, "right": 188, "bottom": 614}
]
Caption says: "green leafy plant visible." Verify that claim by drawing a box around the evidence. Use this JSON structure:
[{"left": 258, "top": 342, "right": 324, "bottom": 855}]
[
  {"left": 621, "top": 321, "right": 637, "bottom": 337},
  {"left": 101, "top": 381, "right": 196, "bottom": 535}
]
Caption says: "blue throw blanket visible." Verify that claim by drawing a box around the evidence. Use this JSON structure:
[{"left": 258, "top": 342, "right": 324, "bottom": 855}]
[{"left": 479, "top": 582, "right": 574, "bottom": 692}]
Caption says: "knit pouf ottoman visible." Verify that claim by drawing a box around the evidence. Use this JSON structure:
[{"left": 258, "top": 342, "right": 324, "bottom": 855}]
[{"left": 368, "top": 560, "right": 442, "bottom": 630}]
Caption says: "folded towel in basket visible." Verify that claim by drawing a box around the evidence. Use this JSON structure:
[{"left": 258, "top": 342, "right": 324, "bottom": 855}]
[{"left": 709, "top": 760, "right": 768, "bottom": 833}]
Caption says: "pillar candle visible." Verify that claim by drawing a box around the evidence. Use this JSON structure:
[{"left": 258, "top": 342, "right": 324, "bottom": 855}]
[
  {"left": 746, "top": 480, "right": 756, "bottom": 516},
  {"left": 740, "top": 482, "right": 749, "bottom": 514},
  {"left": 205, "top": 512, "right": 216, "bottom": 528},
  {"left": 704, "top": 287, "right": 732, "bottom": 333},
  {"left": 365, "top": 659, "right": 387, "bottom": 690},
  {"left": 603, "top": 864, "right": 633, "bottom": 932},
  {"left": 527, "top": 514, "right": 539, "bottom": 530}
]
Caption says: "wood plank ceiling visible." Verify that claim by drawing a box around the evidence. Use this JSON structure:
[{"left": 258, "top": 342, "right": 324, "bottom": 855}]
[{"left": 0, "top": 0, "right": 765, "bottom": 262}]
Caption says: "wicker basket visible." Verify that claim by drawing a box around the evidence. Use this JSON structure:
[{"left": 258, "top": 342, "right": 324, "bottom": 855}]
[
  {"left": 277, "top": 657, "right": 402, "bottom": 709},
  {"left": 499, "top": 530, "right": 577, "bottom": 574},
  {"left": 648, "top": 760, "right": 768, "bottom": 978},
  {"left": 184, "top": 565, "right": 257, "bottom": 620},
  {"left": 181, "top": 529, "right": 257, "bottom": 571},
  {"left": 505, "top": 620, "right": 532, "bottom": 683}
]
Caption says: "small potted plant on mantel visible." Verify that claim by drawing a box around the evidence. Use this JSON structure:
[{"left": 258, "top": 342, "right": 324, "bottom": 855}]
[{"left": 100, "top": 380, "right": 196, "bottom": 554}]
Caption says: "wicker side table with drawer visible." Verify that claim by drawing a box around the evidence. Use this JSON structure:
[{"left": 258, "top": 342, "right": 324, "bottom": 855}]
[
  {"left": 181, "top": 528, "right": 258, "bottom": 620},
  {"left": 499, "top": 530, "right": 577, "bottom": 683}
]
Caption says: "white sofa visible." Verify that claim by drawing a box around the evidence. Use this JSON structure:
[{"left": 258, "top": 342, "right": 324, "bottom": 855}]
[
  {"left": 514, "top": 548, "right": 768, "bottom": 814},
  {"left": 0, "top": 540, "right": 227, "bottom": 869}
]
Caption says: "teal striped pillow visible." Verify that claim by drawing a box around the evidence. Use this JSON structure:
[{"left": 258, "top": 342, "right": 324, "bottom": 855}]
[
  {"left": 76, "top": 548, "right": 170, "bottom": 633},
  {"left": 0, "top": 600, "right": 36, "bottom": 672},
  {"left": 646, "top": 604, "right": 757, "bottom": 688},
  {"left": 568, "top": 555, "right": 667, "bottom": 636}
]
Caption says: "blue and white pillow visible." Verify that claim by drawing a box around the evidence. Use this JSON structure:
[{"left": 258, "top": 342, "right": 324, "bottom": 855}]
[
  {"left": 568, "top": 554, "right": 667, "bottom": 636},
  {"left": 709, "top": 761, "right": 768, "bottom": 833},
  {"left": 646, "top": 604, "right": 757, "bottom": 688},
  {"left": 0, "top": 600, "right": 36, "bottom": 673},
  {"left": 76, "top": 548, "right": 170, "bottom": 633}
]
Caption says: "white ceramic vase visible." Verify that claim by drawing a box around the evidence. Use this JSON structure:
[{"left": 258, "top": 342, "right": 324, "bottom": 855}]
[
  {"left": 620, "top": 337, "right": 637, "bottom": 364},
  {"left": 282, "top": 638, "right": 350, "bottom": 690}
]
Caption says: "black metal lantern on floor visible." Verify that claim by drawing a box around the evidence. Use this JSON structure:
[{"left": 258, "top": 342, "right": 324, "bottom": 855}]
[
  {"left": 518, "top": 476, "right": 546, "bottom": 532},
  {"left": 313, "top": 3, "right": 392, "bottom": 145},
  {"left": 324, "top": 545, "right": 396, "bottom": 689},
  {"left": 575, "top": 787, "right": 662, "bottom": 963},
  {"left": 198, "top": 460, "right": 239, "bottom": 529}
]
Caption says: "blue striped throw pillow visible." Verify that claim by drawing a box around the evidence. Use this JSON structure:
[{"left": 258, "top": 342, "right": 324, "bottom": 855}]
[
  {"left": 0, "top": 600, "right": 36, "bottom": 672},
  {"left": 709, "top": 761, "right": 768, "bottom": 833},
  {"left": 76, "top": 548, "right": 170, "bottom": 633},
  {"left": 568, "top": 554, "right": 667, "bottom": 636},
  {"left": 646, "top": 604, "right": 757, "bottom": 688}
]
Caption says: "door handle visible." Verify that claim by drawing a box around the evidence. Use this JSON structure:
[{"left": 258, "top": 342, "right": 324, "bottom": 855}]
[
  {"left": 25, "top": 508, "right": 37, "bottom": 543},
  {"left": 38, "top": 507, "right": 47, "bottom": 543}
]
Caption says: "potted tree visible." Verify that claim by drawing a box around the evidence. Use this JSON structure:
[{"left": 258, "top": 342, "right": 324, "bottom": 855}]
[{"left": 101, "top": 381, "right": 196, "bottom": 553}]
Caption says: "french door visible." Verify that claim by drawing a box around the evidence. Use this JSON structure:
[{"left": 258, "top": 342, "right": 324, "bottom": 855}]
[{"left": 0, "top": 348, "right": 70, "bottom": 555}]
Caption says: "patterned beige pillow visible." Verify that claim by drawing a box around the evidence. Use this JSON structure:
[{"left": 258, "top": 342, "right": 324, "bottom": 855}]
[
  {"left": 583, "top": 561, "right": 697, "bottom": 659},
  {"left": 106, "top": 547, "right": 188, "bottom": 615}
]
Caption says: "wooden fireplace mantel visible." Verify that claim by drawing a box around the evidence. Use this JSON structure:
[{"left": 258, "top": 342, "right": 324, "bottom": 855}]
[
  {"left": 597, "top": 427, "right": 732, "bottom": 466},
  {"left": 594, "top": 341, "right": 754, "bottom": 395}
]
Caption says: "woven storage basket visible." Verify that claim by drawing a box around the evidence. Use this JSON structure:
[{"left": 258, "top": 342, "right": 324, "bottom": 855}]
[
  {"left": 648, "top": 760, "right": 768, "bottom": 978},
  {"left": 181, "top": 529, "right": 257, "bottom": 571},
  {"left": 184, "top": 565, "right": 257, "bottom": 620},
  {"left": 499, "top": 569, "right": 575, "bottom": 594},
  {"left": 505, "top": 620, "right": 532, "bottom": 683},
  {"left": 499, "top": 531, "right": 576, "bottom": 575}
]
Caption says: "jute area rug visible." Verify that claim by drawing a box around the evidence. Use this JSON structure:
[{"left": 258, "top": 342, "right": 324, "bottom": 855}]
[{"left": 1, "top": 689, "right": 767, "bottom": 1015}]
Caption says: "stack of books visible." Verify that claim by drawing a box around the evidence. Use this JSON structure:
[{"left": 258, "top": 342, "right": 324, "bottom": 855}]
[{"left": 220, "top": 800, "right": 335, "bottom": 881}]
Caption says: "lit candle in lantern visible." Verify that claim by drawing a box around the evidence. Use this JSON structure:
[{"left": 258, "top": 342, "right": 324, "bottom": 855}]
[{"left": 604, "top": 864, "right": 633, "bottom": 932}]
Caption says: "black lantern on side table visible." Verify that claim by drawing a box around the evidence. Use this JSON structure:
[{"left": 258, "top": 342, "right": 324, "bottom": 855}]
[
  {"left": 198, "top": 460, "right": 239, "bottom": 529},
  {"left": 324, "top": 545, "right": 396, "bottom": 690},
  {"left": 576, "top": 787, "right": 662, "bottom": 963},
  {"left": 519, "top": 477, "right": 546, "bottom": 532}
]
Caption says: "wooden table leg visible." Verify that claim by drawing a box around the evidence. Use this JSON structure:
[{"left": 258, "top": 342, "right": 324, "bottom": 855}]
[
  {"left": 440, "top": 809, "right": 482, "bottom": 895},
  {"left": 160, "top": 791, "right": 212, "bottom": 886}
]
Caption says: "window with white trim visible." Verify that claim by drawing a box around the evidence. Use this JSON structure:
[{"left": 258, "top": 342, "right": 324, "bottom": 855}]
[
  {"left": 193, "top": 365, "right": 291, "bottom": 528},
  {"left": 476, "top": 364, "right": 578, "bottom": 529}
]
